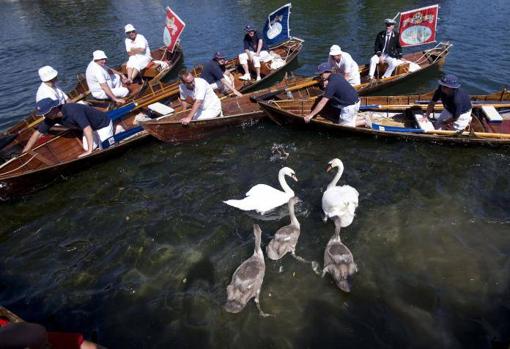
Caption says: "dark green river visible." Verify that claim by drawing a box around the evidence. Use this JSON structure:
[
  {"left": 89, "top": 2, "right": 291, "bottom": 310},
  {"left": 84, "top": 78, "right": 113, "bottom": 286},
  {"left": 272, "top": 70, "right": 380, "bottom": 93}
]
[{"left": 1, "top": 0, "right": 510, "bottom": 348}]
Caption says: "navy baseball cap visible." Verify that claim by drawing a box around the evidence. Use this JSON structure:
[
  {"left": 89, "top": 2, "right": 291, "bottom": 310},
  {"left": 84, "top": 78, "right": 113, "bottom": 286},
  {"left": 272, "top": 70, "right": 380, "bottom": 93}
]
[
  {"left": 35, "top": 98, "right": 60, "bottom": 116},
  {"left": 213, "top": 51, "right": 226, "bottom": 60},
  {"left": 317, "top": 62, "right": 333, "bottom": 74},
  {"left": 438, "top": 74, "right": 461, "bottom": 89},
  {"left": 244, "top": 24, "right": 256, "bottom": 32}
]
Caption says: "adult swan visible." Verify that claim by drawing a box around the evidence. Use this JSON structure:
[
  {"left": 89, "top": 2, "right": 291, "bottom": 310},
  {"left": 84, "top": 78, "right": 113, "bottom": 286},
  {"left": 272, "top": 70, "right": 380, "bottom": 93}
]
[
  {"left": 224, "top": 167, "right": 298, "bottom": 214},
  {"left": 322, "top": 158, "right": 359, "bottom": 227}
]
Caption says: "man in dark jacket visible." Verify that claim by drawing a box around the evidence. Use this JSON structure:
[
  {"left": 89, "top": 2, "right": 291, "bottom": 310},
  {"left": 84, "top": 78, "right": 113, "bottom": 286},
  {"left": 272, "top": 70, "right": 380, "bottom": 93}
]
[
  {"left": 238, "top": 25, "right": 270, "bottom": 81},
  {"left": 368, "top": 18, "right": 402, "bottom": 80}
]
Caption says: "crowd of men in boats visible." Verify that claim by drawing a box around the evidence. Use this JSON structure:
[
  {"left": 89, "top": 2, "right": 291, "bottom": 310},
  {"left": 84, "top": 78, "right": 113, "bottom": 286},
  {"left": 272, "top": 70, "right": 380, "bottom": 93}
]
[{"left": 21, "top": 19, "right": 472, "bottom": 160}]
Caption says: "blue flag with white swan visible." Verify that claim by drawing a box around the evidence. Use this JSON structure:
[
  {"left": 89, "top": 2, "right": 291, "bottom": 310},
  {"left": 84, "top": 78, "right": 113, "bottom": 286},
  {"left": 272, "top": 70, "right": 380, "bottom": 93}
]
[{"left": 263, "top": 3, "right": 292, "bottom": 46}]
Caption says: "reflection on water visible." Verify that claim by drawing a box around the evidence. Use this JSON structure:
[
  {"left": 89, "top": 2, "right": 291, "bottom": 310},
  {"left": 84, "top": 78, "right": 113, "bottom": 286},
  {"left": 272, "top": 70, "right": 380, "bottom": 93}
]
[{"left": 1, "top": 0, "right": 510, "bottom": 348}]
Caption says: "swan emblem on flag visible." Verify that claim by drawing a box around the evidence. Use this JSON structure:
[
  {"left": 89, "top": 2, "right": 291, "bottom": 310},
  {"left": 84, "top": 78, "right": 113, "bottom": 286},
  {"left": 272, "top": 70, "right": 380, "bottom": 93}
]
[{"left": 266, "top": 15, "right": 283, "bottom": 39}]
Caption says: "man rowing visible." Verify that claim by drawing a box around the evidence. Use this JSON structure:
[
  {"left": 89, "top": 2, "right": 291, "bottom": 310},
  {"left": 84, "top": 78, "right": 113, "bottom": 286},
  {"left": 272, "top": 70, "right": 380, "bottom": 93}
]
[
  {"left": 85, "top": 50, "right": 129, "bottom": 104},
  {"left": 124, "top": 24, "right": 152, "bottom": 84},
  {"left": 201, "top": 51, "right": 243, "bottom": 97},
  {"left": 22, "top": 98, "right": 114, "bottom": 157},
  {"left": 178, "top": 69, "right": 222, "bottom": 125},
  {"left": 304, "top": 63, "right": 363, "bottom": 127},
  {"left": 327, "top": 45, "right": 360, "bottom": 86},
  {"left": 36, "top": 65, "right": 69, "bottom": 104},
  {"left": 238, "top": 25, "right": 270, "bottom": 81},
  {"left": 425, "top": 74, "right": 472, "bottom": 131},
  {"left": 368, "top": 18, "right": 402, "bottom": 80}
]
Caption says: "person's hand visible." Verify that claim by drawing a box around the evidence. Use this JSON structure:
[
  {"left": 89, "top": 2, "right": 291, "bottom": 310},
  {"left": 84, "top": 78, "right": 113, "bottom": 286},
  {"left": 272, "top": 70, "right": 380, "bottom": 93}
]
[
  {"left": 78, "top": 150, "right": 93, "bottom": 158},
  {"left": 181, "top": 116, "right": 192, "bottom": 125},
  {"left": 304, "top": 114, "right": 313, "bottom": 123},
  {"left": 121, "top": 75, "right": 131, "bottom": 84},
  {"left": 114, "top": 98, "right": 126, "bottom": 105}
]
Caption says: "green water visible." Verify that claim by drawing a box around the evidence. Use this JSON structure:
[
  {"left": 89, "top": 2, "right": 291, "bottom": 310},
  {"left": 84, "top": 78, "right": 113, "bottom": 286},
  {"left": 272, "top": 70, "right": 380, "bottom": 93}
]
[{"left": 1, "top": 0, "right": 510, "bottom": 348}]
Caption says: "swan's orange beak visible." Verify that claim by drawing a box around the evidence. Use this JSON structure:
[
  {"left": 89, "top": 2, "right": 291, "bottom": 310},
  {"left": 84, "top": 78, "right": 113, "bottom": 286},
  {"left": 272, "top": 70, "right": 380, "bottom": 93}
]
[
  {"left": 326, "top": 164, "right": 333, "bottom": 172},
  {"left": 291, "top": 174, "right": 298, "bottom": 182}
]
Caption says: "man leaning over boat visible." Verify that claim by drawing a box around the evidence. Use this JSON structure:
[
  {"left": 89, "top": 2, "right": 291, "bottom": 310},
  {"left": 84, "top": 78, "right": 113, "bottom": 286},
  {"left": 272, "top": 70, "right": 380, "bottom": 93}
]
[
  {"left": 36, "top": 65, "right": 70, "bottom": 104},
  {"left": 201, "top": 51, "right": 243, "bottom": 97},
  {"left": 178, "top": 68, "right": 222, "bottom": 125},
  {"left": 328, "top": 45, "right": 360, "bottom": 86},
  {"left": 424, "top": 74, "right": 473, "bottom": 131},
  {"left": 304, "top": 63, "right": 364, "bottom": 127},
  {"left": 22, "top": 98, "right": 114, "bottom": 158}
]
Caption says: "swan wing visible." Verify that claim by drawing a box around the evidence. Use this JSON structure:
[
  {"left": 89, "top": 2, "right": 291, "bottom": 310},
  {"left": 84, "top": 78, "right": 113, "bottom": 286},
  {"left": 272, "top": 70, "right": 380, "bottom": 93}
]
[{"left": 322, "top": 185, "right": 359, "bottom": 223}]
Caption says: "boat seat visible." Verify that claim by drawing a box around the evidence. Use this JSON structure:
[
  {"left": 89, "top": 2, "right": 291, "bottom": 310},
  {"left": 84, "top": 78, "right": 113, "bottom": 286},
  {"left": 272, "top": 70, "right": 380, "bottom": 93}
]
[{"left": 376, "top": 62, "right": 409, "bottom": 77}]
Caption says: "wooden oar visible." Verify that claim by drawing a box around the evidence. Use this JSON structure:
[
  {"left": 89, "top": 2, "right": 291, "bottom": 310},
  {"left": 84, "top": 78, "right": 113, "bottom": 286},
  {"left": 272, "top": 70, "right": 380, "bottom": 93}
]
[
  {"left": 250, "top": 78, "right": 319, "bottom": 102},
  {"left": 363, "top": 103, "right": 510, "bottom": 111},
  {"left": 424, "top": 129, "right": 510, "bottom": 139}
]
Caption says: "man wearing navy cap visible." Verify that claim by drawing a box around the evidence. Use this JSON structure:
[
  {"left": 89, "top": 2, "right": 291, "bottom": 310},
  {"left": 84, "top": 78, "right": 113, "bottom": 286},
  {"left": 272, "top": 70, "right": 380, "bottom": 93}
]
[
  {"left": 425, "top": 74, "right": 472, "bottom": 130},
  {"left": 368, "top": 18, "right": 402, "bottom": 80},
  {"left": 22, "top": 99, "right": 114, "bottom": 158},
  {"left": 238, "top": 25, "right": 270, "bottom": 81},
  {"left": 200, "top": 52, "right": 243, "bottom": 97},
  {"left": 304, "top": 63, "right": 362, "bottom": 127}
]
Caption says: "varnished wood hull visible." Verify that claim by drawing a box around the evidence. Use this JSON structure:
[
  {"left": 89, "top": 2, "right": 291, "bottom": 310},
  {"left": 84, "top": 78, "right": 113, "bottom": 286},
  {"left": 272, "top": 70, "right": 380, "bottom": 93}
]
[
  {"left": 259, "top": 94, "right": 510, "bottom": 147},
  {"left": 141, "top": 76, "right": 321, "bottom": 143}
]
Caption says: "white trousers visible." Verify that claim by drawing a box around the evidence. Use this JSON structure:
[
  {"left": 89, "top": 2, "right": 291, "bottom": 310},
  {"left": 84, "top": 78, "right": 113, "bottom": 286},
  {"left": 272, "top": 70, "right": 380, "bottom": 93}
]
[
  {"left": 369, "top": 54, "right": 400, "bottom": 78},
  {"left": 91, "top": 74, "right": 129, "bottom": 99},
  {"left": 210, "top": 74, "right": 233, "bottom": 92},
  {"left": 193, "top": 102, "right": 223, "bottom": 121},
  {"left": 82, "top": 120, "right": 114, "bottom": 150},
  {"left": 238, "top": 50, "right": 270, "bottom": 68},
  {"left": 127, "top": 54, "right": 152, "bottom": 71},
  {"left": 337, "top": 101, "right": 361, "bottom": 127},
  {"left": 436, "top": 109, "right": 473, "bottom": 131}
]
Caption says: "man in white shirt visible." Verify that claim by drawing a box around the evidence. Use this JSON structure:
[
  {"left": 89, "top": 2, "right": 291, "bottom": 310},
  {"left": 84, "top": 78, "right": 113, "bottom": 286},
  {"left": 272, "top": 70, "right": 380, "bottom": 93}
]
[
  {"left": 178, "top": 69, "right": 222, "bottom": 125},
  {"left": 368, "top": 18, "right": 403, "bottom": 80},
  {"left": 124, "top": 24, "right": 152, "bottom": 83},
  {"left": 36, "top": 65, "right": 69, "bottom": 104},
  {"left": 328, "top": 45, "right": 361, "bottom": 86},
  {"left": 85, "top": 50, "right": 129, "bottom": 104}
]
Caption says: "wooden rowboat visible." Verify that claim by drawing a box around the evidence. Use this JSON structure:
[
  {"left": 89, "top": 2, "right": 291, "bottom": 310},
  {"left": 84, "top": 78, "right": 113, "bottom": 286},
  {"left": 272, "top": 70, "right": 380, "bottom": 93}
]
[
  {"left": 140, "top": 75, "right": 320, "bottom": 143},
  {"left": 354, "top": 42, "right": 452, "bottom": 94},
  {"left": 214, "top": 37, "right": 304, "bottom": 93},
  {"left": 258, "top": 92, "right": 510, "bottom": 146}
]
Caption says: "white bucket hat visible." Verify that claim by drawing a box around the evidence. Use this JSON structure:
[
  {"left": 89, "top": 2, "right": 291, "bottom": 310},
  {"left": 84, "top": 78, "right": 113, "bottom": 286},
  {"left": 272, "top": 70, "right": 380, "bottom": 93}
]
[
  {"left": 329, "top": 45, "right": 342, "bottom": 56},
  {"left": 92, "top": 50, "right": 108, "bottom": 60},
  {"left": 124, "top": 24, "right": 136, "bottom": 33},
  {"left": 38, "top": 66, "right": 58, "bottom": 82}
]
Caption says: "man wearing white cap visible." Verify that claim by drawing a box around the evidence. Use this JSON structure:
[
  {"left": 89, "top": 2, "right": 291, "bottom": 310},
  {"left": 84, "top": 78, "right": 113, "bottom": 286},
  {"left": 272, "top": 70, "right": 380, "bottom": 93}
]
[
  {"left": 327, "top": 45, "right": 360, "bottom": 86},
  {"left": 368, "top": 18, "right": 402, "bottom": 80},
  {"left": 85, "top": 50, "right": 129, "bottom": 104},
  {"left": 36, "top": 66, "right": 69, "bottom": 104},
  {"left": 124, "top": 24, "right": 152, "bottom": 83}
]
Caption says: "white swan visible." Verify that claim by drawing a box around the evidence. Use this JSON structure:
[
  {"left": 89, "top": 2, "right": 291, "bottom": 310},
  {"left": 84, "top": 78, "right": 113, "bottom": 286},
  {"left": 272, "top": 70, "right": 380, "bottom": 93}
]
[
  {"left": 322, "top": 216, "right": 358, "bottom": 292},
  {"left": 224, "top": 224, "right": 270, "bottom": 317},
  {"left": 321, "top": 158, "right": 359, "bottom": 227},
  {"left": 224, "top": 167, "right": 298, "bottom": 214}
]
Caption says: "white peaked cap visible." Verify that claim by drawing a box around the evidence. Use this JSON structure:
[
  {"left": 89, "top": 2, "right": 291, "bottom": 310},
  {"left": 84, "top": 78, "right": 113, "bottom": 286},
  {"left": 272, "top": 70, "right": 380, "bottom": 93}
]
[{"left": 38, "top": 66, "right": 58, "bottom": 82}]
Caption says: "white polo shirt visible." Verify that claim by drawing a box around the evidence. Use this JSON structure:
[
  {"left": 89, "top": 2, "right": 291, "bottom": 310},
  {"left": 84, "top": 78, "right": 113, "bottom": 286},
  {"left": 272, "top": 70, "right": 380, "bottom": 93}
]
[
  {"left": 329, "top": 52, "right": 359, "bottom": 76},
  {"left": 179, "top": 77, "right": 221, "bottom": 111},
  {"left": 85, "top": 60, "right": 112, "bottom": 95},
  {"left": 125, "top": 34, "right": 151, "bottom": 57},
  {"left": 36, "top": 82, "right": 68, "bottom": 104}
]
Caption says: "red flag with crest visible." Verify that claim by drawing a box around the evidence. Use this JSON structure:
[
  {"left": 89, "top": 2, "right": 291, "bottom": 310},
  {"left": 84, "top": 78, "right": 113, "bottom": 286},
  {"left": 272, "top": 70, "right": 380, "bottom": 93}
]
[
  {"left": 163, "top": 7, "right": 185, "bottom": 52},
  {"left": 398, "top": 5, "right": 439, "bottom": 47}
]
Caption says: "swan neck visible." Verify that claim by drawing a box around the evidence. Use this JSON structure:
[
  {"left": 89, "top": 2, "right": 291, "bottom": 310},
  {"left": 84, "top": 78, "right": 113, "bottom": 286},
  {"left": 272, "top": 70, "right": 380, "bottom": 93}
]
[
  {"left": 254, "top": 229, "right": 262, "bottom": 255},
  {"left": 333, "top": 216, "right": 342, "bottom": 239},
  {"left": 288, "top": 199, "right": 300, "bottom": 228},
  {"left": 328, "top": 163, "right": 344, "bottom": 189},
  {"left": 279, "top": 171, "right": 294, "bottom": 196}
]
